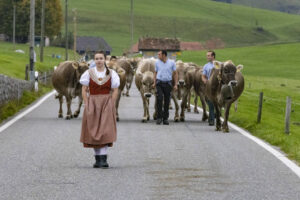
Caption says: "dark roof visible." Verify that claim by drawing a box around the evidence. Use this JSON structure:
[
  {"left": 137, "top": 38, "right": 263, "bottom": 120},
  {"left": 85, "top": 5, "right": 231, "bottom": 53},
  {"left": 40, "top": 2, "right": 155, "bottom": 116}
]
[
  {"left": 76, "top": 36, "right": 112, "bottom": 52},
  {"left": 138, "top": 37, "right": 180, "bottom": 51}
]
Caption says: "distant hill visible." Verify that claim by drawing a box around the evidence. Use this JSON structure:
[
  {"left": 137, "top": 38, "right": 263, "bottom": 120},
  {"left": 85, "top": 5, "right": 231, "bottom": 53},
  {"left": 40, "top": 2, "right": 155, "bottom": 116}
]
[
  {"left": 230, "top": 0, "right": 300, "bottom": 14},
  {"left": 63, "top": 0, "right": 300, "bottom": 55}
]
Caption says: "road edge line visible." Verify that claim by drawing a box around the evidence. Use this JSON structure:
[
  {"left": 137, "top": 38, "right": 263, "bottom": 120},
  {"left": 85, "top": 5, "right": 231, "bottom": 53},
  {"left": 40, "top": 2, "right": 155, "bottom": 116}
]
[
  {"left": 189, "top": 104, "right": 300, "bottom": 178},
  {"left": 0, "top": 90, "right": 56, "bottom": 133}
]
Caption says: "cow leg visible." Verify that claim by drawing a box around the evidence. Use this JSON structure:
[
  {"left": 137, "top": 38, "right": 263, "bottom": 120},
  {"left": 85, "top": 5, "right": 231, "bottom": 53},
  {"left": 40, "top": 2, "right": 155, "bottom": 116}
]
[
  {"left": 214, "top": 102, "right": 221, "bottom": 131},
  {"left": 115, "top": 89, "right": 122, "bottom": 121},
  {"left": 172, "top": 93, "right": 180, "bottom": 122},
  {"left": 186, "top": 90, "right": 191, "bottom": 112},
  {"left": 141, "top": 94, "right": 148, "bottom": 123},
  {"left": 126, "top": 76, "right": 133, "bottom": 97},
  {"left": 180, "top": 88, "right": 188, "bottom": 121},
  {"left": 194, "top": 95, "right": 199, "bottom": 114},
  {"left": 199, "top": 93, "right": 208, "bottom": 121},
  {"left": 65, "top": 96, "right": 73, "bottom": 120},
  {"left": 73, "top": 96, "right": 82, "bottom": 118},
  {"left": 58, "top": 94, "right": 63, "bottom": 118},
  {"left": 146, "top": 98, "right": 150, "bottom": 121},
  {"left": 222, "top": 103, "right": 231, "bottom": 133}
]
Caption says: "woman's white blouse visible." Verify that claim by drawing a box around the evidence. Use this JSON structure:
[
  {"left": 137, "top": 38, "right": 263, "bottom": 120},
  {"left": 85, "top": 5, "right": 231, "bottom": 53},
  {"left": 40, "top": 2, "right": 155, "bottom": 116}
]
[{"left": 79, "top": 68, "right": 120, "bottom": 88}]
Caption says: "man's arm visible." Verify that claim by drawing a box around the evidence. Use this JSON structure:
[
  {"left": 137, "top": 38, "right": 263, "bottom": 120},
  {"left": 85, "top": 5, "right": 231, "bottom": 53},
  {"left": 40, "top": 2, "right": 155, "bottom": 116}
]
[
  {"left": 173, "top": 70, "right": 178, "bottom": 90},
  {"left": 202, "top": 74, "right": 208, "bottom": 84}
]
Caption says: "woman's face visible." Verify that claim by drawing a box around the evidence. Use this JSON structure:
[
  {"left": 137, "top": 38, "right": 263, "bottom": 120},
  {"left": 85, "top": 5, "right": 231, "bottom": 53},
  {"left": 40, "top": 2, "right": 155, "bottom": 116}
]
[{"left": 94, "top": 53, "right": 105, "bottom": 67}]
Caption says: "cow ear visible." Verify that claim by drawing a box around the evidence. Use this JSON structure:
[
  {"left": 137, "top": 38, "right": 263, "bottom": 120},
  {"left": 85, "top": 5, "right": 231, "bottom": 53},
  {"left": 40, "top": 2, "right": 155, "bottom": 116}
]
[
  {"left": 237, "top": 64, "right": 244, "bottom": 72},
  {"left": 213, "top": 61, "right": 223, "bottom": 69},
  {"left": 72, "top": 62, "right": 79, "bottom": 69}
]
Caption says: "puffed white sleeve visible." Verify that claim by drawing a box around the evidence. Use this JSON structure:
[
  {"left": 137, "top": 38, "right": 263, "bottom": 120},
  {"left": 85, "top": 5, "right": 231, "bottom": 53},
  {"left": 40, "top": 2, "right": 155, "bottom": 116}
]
[
  {"left": 111, "top": 70, "right": 120, "bottom": 89},
  {"left": 79, "top": 70, "right": 90, "bottom": 86}
]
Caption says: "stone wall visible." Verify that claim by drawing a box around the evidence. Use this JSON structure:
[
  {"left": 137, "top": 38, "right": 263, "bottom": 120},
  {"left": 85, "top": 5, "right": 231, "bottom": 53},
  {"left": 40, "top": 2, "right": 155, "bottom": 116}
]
[{"left": 0, "top": 74, "right": 34, "bottom": 106}]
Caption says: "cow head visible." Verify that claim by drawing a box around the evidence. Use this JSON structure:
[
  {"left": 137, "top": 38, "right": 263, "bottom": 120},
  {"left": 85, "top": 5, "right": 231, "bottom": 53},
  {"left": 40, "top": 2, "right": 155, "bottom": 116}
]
[
  {"left": 142, "top": 71, "right": 155, "bottom": 98},
  {"left": 176, "top": 61, "right": 186, "bottom": 86},
  {"left": 214, "top": 61, "right": 244, "bottom": 102},
  {"left": 214, "top": 60, "right": 237, "bottom": 87},
  {"left": 72, "top": 61, "right": 89, "bottom": 83},
  {"left": 129, "top": 57, "right": 141, "bottom": 72}
]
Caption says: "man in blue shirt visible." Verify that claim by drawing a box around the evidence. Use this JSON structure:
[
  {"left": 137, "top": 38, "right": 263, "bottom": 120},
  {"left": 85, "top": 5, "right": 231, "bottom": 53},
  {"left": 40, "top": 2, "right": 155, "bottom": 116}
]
[
  {"left": 202, "top": 51, "right": 216, "bottom": 126},
  {"left": 153, "top": 50, "right": 178, "bottom": 125}
]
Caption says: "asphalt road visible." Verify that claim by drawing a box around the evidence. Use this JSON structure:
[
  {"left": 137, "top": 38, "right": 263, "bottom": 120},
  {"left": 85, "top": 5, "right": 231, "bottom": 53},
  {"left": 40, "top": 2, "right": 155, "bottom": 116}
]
[{"left": 0, "top": 85, "right": 299, "bottom": 200}]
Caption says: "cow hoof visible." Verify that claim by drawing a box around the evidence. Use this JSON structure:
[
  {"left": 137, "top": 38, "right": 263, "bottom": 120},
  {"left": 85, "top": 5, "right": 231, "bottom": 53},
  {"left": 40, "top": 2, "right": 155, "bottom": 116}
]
[
  {"left": 126, "top": 94, "right": 129, "bottom": 97},
  {"left": 215, "top": 127, "right": 221, "bottom": 131},
  {"left": 202, "top": 115, "right": 208, "bottom": 122},
  {"left": 73, "top": 112, "right": 79, "bottom": 118},
  {"left": 117, "top": 117, "right": 119, "bottom": 121},
  {"left": 147, "top": 116, "right": 150, "bottom": 121},
  {"left": 174, "top": 117, "right": 180, "bottom": 122},
  {"left": 65, "top": 115, "right": 71, "bottom": 120},
  {"left": 142, "top": 118, "right": 147, "bottom": 123},
  {"left": 187, "top": 108, "right": 191, "bottom": 112},
  {"left": 180, "top": 117, "right": 185, "bottom": 122},
  {"left": 58, "top": 114, "right": 63, "bottom": 118},
  {"left": 194, "top": 109, "right": 199, "bottom": 114},
  {"left": 222, "top": 127, "right": 229, "bottom": 133}
]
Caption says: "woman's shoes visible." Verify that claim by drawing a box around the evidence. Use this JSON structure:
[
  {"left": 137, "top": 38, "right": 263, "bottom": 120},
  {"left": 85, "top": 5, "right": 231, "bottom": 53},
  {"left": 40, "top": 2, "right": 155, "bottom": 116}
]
[{"left": 93, "top": 155, "right": 109, "bottom": 168}]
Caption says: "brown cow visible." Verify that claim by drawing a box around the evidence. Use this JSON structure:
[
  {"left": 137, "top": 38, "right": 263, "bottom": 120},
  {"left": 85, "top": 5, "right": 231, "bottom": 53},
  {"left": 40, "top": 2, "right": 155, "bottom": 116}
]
[
  {"left": 193, "top": 67, "right": 209, "bottom": 121},
  {"left": 135, "top": 58, "right": 157, "bottom": 122},
  {"left": 52, "top": 61, "right": 89, "bottom": 119},
  {"left": 117, "top": 59, "right": 135, "bottom": 97},
  {"left": 206, "top": 60, "right": 244, "bottom": 132},
  {"left": 108, "top": 62, "right": 126, "bottom": 121}
]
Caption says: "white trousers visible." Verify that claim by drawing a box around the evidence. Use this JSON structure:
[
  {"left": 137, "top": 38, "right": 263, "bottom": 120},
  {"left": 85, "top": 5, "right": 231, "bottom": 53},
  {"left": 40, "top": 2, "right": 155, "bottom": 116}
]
[{"left": 94, "top": 145, "right": 108, "bottom": 155}]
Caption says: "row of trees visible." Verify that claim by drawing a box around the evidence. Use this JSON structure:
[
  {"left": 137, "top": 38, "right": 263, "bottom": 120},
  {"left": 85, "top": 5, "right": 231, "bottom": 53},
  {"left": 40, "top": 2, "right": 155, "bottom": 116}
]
[{"left": 0, "top": 0, "right": 63, "bottom": 43}]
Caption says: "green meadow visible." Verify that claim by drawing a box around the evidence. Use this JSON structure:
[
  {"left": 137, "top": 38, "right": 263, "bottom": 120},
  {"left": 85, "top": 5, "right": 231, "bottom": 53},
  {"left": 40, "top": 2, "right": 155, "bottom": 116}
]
[
  {"left": 178, "top": 43, "right": 300, "bottom": 163},
  {"left": 64, "top": 0, "right": 300, "bottom": 55},
  {"left": 0, "top": 41, "right": 75, "bottom": 79}
]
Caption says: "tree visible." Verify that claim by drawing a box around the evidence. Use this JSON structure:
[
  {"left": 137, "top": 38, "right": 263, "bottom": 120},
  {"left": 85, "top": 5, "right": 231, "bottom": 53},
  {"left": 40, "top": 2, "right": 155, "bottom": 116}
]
[{"left": 0, "top": 0, "right": 63, "bottom": 42}]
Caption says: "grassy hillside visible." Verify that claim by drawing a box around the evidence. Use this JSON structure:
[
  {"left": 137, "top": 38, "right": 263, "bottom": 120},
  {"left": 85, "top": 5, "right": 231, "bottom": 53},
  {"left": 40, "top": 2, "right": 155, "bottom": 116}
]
[
  {"left": 0, "top": 42, "right": 75, "bottom": 79},
  {"left": 63, "top": 0, "right": 300, "bottom": 55},
  {"left": 178, "top": 43, "right": 300, "bottom": 163},
  {"left": 232, "top": 0, "right": 300, "bottom": 14}
]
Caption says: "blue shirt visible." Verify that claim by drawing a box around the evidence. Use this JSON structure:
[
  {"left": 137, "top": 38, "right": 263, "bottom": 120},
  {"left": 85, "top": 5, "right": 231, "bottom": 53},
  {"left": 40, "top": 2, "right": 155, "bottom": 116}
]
[
  {"left": 203, "top": 62, "right": 214, "bottom": 80},
  {"left": 89, "top": 61, "right": 96, "bottom": 69},
  {"left": 155, "top": 59, "right": 176, "bottom": 82}
]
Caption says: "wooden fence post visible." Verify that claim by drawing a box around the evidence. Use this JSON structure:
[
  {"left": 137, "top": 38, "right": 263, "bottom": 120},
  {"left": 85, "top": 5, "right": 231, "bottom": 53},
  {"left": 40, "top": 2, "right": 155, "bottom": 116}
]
[
  {"left": 285, "top": 96, "right": 291, "bottom": 134},
  {"left": 25, "top": 64, "right": 29, "bottom": 80},
  {"left": 257, "top": 92, "right": 263, "bottom": 123}
]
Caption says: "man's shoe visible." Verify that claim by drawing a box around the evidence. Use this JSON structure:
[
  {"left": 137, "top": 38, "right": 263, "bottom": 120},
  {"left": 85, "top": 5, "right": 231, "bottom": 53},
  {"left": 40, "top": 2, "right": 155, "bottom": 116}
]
[
  {"left": 208, "top": 120, "right": 214, "bottom": 126},
  {"left": 156, "top": 118, "right": 162, "bottom": 125},
  {"left": 163, "top": 119, "right": 169, "bottom": 125}
]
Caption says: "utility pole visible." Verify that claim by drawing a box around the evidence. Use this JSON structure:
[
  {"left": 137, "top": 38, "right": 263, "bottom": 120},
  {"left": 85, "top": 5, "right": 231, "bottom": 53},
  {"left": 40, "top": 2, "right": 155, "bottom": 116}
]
[
  {"left": 29, "top": 0, "right": 35, "bottom": 81},
  {"left": 130, "top": 0, "right": 133, "bottom": 57},
  {"left": 13, "top": 3, "right": 16, "bottom": 50},
  {"left": 65, "top": 0, "right": 68, "bottom": 60},
  {"left": 40, "top": 0, "right": 45, "bottom": 62},
  {"left": 73, "top": 8, "right": 77, "bottom": 60}
]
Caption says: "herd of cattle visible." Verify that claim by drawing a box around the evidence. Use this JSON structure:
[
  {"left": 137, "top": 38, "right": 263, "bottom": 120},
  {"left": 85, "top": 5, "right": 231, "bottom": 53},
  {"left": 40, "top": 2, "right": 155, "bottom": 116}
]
[{"left": 52, "top": 56, "right": 244, "bottom": 132}]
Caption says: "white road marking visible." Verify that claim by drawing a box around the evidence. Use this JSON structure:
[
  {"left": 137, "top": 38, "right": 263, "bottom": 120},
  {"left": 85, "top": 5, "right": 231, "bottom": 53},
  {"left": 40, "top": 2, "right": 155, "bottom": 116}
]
[
  {"left": 190, "top": 104, "right": 300, "bottom": 178},
  {"left": 0, "top": 90, "right": 56, "bottom": 133}
]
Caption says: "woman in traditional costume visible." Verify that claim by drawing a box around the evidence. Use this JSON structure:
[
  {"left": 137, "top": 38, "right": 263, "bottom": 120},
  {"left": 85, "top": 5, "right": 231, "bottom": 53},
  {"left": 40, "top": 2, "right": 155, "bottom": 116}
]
[{"left": 79, "top": 51, "right": 120, "bottom": 168}]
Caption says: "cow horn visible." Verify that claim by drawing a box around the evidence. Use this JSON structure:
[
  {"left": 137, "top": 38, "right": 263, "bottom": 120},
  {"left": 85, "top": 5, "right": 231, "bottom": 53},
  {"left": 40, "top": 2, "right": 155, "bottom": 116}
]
[{"left": 72, "top": 62, "right": 79, "bottom": 69}]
